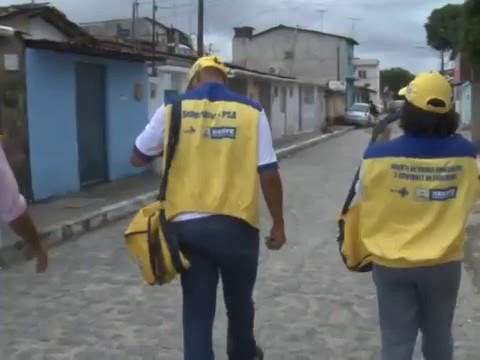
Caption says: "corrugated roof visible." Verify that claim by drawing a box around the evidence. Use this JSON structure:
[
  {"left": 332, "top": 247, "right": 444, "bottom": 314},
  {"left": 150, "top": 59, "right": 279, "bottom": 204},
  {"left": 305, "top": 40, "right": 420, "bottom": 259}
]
[
  {"left": 0, "top": 4, "right": 93, "bottom": 41},
  {"left": 24, "top": 39, "right": 161, "bottom": 62},
  {"left": 24, "top": 38, "right": 297, "bottom": 81},
  {"left": 253, "top": 24, "right": 358, "bottom": 45}
]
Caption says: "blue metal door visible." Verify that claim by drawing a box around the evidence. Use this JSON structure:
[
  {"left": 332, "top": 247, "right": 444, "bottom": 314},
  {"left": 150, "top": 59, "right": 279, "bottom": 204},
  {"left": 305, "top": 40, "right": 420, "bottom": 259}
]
[{"left": 75, "top": 63, "right": 108, "bottom": 187}]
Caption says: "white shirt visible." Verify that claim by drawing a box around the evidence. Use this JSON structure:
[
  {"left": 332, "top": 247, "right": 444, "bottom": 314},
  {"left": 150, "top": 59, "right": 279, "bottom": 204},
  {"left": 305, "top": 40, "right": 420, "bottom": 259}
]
[
  {"left": 0, "top": 144, "right": 26, "bottom": 223},
  {"left": 135, "top": 105, "right": 278, "bottom": 221}
]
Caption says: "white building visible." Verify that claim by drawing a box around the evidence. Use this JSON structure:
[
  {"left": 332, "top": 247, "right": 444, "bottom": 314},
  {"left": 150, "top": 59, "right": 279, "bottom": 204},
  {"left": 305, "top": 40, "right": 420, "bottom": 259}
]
[
  {"left": 148, "top": 57, "right": 327, "bottom": 139},
  {"left": 353, "top": 58, "right": 381, "bottom": 105},
  {"left": 232, "top": 25, "right": 358, "bottom": 107}
]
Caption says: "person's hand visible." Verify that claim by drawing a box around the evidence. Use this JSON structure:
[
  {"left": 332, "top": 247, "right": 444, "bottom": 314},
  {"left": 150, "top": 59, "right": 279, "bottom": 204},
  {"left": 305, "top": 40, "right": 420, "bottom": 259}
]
[
  {"left": 32, "top": 243, "right": 48, "bottom": 273},
  {"left": 266, "top": 220, "right": 287, "bottom": 250}
]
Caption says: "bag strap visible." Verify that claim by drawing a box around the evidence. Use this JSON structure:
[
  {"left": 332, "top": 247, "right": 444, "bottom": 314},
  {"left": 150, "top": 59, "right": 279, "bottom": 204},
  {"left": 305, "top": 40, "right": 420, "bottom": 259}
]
[
  {"left": 159, "top": 100, "right": 182, "bottom": 201},
  {"left": 340, "top": 111, "right": 401, "bottom": 215},
  {"left": 156, "top": 99, "right": 189, "bottom": 274}
]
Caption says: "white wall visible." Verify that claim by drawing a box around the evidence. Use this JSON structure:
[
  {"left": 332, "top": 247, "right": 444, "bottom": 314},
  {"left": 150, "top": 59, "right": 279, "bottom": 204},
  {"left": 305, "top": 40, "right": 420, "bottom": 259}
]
[
  {"left": 286, "top": 85, "right": 300, "bottom": 134},
  {"left": 270, "top": 83, "right": 286, "bottom": 139},
  {"left": 148, "top": 70, "right": 189, "bottom": 117},
  {"left": 233, "top": 28, "right": 347, "bottom": 84},
  {"left": 354, "top": 60, "right": 380, "bottom": 104},
  {"left": 268, "top": 81, "right": 325, "bottom": 137},
  {"left": 0, "top": 16, "right": 66, "bottom": 42},
  {"left": 148, "top": 73, "right": 171, "bottom": 117},
  {"left": 29, "top": 18, "right": 69, "bottom": 41},
  {"left": 300, "top": 85, "right": 326, "bottom": 132},
  {"left": 269, "top": 82, "right": 305, "bottom": 138}
]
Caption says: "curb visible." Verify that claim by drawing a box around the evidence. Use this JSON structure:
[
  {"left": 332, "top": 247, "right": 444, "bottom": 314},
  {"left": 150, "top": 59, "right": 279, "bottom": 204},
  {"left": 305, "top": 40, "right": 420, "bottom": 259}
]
[{"left": 0, "top": 127, "right": 354, "bottom": 267}]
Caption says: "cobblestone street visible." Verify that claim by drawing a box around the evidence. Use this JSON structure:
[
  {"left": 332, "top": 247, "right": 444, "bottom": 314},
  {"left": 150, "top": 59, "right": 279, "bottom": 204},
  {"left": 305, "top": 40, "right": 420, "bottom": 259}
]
[{"left": 2, "top": 131, "right": 480, "bottom": 359}]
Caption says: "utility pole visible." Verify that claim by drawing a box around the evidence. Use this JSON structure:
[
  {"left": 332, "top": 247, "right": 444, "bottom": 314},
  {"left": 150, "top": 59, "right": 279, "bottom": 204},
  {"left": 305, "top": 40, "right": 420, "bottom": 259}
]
[
  {"left": 197, "top": 0, "right": 204, "bottom": 56},
  {"left": 317, "top": 9, "right": 327, "bottom": 31},
  {"left": 151, "top": 0, "right": 158, "bottom": 76},
  {"left": 349, "top": 17, "right": 360, "bottom": 38},
  {"left": 440, "top": 50, "right": 445, "bottom": 74},
  {"left": 288, "top": 25, "right": 299, "bottom": 76},
  {"left": 336, "top": 45, "right": 340, "bottom": 81},
  {"left": 131, "top": 0, "right": 139, "bottom": 41}
]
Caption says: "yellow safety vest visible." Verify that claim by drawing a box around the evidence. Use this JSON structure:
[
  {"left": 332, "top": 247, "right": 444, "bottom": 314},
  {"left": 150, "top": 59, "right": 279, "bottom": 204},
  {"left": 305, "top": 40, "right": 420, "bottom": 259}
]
[
  {"left": 360, "top": 134, "right": 480, "bottom": 268},
  {"left": 163, "top": 83, "right": 261, "bottom": 228}
]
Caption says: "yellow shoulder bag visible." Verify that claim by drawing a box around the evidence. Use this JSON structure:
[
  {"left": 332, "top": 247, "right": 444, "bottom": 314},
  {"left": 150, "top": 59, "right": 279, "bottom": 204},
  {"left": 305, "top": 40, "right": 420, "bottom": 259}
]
[
  {"left": 337, "top": 111, "right": 400, "bottom": 272},
  {"left": 125, "top": 100, "right": 190, "bottom": 285}
]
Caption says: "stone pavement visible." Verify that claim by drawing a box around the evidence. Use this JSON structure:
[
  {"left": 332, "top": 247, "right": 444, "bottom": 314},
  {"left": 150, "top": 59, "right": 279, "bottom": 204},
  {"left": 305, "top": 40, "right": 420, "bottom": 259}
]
[{"left": 1, "top": 131, "right": 480, "bottom": 359}]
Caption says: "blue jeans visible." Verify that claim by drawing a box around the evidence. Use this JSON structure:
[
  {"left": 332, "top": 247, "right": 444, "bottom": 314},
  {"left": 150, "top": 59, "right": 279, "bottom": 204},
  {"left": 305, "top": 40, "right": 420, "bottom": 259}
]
[
  {"left": 373, "top": 262, "right": 462, "bottom": 360},
  {"left": 173, "top": 215, "right": 260, "bottom": 360}
]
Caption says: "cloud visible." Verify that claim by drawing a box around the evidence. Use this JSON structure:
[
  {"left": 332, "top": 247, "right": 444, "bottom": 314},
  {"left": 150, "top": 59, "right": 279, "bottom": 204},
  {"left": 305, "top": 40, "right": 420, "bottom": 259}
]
[{"left": 0, "top": 0, "right": 463, "bottom": 73}]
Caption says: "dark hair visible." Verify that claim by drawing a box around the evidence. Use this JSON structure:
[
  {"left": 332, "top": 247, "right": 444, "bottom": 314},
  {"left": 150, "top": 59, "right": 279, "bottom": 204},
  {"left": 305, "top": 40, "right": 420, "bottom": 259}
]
[{"left": 399, "top": 100, "right": 459, "bottom": 137}]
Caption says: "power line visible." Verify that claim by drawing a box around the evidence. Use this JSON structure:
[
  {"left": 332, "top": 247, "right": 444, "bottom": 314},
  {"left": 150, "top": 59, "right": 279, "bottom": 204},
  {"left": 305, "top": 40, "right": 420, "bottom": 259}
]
[
  {"left": 348, "top": 17, "right": 360, "bottom": 38},
  {"left": 198, "top": 0, "right": 204, "bottom": 56}
]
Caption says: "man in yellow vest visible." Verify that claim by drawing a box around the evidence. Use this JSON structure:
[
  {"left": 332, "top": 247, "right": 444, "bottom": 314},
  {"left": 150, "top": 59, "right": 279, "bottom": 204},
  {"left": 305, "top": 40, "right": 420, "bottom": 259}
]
[
  {"left": 356, "top": 72, "right": 480, "bottom": 360},
  {"left": 131, "top": 56, "right": 286, "bottom": 360}
]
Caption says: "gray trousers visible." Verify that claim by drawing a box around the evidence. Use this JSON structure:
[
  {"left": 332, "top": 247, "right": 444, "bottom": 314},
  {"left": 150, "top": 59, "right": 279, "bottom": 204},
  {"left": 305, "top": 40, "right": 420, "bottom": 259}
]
[{"left": 373, "top": 262, "right": 462, "bottom": 360}]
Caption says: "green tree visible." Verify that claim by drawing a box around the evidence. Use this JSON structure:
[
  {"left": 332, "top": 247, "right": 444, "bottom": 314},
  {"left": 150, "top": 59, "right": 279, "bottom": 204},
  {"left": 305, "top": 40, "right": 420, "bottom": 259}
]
[
  {"left": 425, "top": 4, "right": 463, "bottom": 59},
  {"left": 380, "top": 68, "right": 415, "bottom": 98},
  {"left": 463, "top": 0, "right": 480, "bottom": 64}
]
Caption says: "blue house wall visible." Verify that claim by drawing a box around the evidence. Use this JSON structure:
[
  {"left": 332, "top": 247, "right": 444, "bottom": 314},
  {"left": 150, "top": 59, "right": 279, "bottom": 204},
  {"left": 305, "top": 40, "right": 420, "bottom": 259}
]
[{"left": 25, "top": 48, "right": 149, "bottom": 200}]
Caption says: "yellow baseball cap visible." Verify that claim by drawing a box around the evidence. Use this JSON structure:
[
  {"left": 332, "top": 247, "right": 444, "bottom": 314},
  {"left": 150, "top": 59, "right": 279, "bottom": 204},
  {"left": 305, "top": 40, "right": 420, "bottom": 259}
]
[
  {"left": 397, "top": 72, "right": 452, "bottom": 114},
  {"left": 186, "top": 55, "right": 230, "bottom": 90}
]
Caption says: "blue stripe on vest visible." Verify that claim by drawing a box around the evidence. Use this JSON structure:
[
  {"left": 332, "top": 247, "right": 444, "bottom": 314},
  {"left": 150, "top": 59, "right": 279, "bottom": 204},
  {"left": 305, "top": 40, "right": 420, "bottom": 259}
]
[
  {"left": 364, "top": 134, "right": 476, "bottom": 160},
  {"left": 166, "top": 83, "right": 263, "bottom": 112}
]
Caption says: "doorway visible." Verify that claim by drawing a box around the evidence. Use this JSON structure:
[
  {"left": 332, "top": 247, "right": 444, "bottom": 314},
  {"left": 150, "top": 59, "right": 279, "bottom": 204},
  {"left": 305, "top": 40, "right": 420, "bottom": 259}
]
[{"left": 75, "top": 63, "right": 108, "bottom": 188}]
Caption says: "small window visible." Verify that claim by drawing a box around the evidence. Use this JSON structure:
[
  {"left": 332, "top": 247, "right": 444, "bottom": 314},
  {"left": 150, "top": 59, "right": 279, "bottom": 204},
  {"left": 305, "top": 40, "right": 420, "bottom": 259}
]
[
  {"left": 135, "top": 83, "right": 144, "bottom": 101},
  {"left": 274, "top": 86, "right": 278, "bottom": 97},
  {"left": 281, "top": 87, "right": 287, "bottom": 113},
  {"left": 358, "top": 70, "right": 367, "bottom": 79},
  {"left": 284, "top": 51, "right": 294, "bottom": 60},
  {"left": 304, "top": 86, "right": 314, "bottom": 104},
  {"left": 289, "top": 87, "right": 293, "bottom": 97},
  {"left": 150, "top": 83, "right": 157, "bottom": 99}
]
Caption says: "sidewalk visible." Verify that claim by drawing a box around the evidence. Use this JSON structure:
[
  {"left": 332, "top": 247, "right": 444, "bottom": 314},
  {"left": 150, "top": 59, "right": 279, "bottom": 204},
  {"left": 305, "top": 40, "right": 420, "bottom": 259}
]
[{"left": 0, "top": 127, "right": 353, "bottom": 267}]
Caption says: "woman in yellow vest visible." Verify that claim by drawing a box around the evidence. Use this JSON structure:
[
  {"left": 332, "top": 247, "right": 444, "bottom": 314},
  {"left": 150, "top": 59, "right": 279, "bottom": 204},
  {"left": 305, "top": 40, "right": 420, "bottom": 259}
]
[
  {"left": 356, "top": 72, "right": 480, "bottom": 360},
  {"left": 131, "top": 56, "right": 287, "bottom": 360}
]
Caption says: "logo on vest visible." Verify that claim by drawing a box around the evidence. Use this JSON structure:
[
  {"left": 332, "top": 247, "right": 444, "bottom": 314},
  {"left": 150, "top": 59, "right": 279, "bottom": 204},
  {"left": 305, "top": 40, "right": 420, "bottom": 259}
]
[
  {"left": 203, "top": 127, "right": 237, "bottom": 139},
  {"left": 391, "top": 187, "right": 409, "bottom": 198},
  {"left": 415, "top": 188, "right": 430, "bottom": 201},
  {"left": 183, "top": 126, "right": 196, "bottom": 134},
  {"left": 429, "top": 187, "right": 457, "bottom": 201}
]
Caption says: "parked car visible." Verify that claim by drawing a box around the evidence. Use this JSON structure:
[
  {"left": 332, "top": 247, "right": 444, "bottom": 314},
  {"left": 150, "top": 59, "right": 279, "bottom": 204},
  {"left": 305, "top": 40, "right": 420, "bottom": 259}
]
[{"left": 345, "top": 103, "right": 374, "bottom": 127}]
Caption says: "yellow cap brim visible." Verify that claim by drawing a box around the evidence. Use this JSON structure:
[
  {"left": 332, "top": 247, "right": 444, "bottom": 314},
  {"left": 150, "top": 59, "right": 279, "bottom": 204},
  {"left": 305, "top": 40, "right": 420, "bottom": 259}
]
[{"left": 398, "top": 87, "right": 407, "bottom": 96}]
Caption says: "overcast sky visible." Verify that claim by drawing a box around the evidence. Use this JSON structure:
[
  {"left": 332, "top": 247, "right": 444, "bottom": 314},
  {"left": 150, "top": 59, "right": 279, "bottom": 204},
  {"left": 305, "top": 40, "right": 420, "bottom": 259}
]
[{"left": 0, "top": 0, "right": 463, "bottom": 73}]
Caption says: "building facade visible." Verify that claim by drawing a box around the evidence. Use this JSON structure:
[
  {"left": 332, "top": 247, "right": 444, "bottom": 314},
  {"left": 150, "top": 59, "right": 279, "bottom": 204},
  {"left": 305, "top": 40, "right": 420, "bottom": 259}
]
[
  {"left": 0, "top": 4, "right": 150, "bottom": 201},
  {"left": 231, "top": 25, "right": 358, "bottom": 107},
  {"left": 25, "top": 45, "right": 149, "bottom": 200},
  {"left": 353, "top": 58, "right": 380, "bottom": 105}
]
